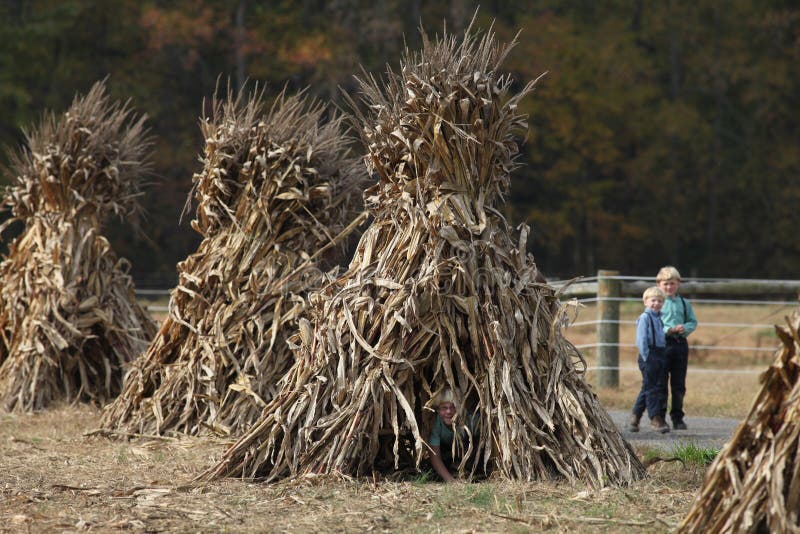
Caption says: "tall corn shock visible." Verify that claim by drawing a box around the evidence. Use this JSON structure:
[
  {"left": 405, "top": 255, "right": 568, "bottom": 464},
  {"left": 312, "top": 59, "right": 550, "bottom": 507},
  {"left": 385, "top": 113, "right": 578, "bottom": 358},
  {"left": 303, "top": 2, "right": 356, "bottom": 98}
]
[
  {"left": 204, "top": 23, "right": 644, "bottom": 486},
  {"left": 0, "top": 81, "right": 156, "bottom": 411},
  {"left": 99, "top": 88, "right": 365, "bottom": 437},
  {"left": 679, "top": 309, "right": 800, "bottom": 533}
]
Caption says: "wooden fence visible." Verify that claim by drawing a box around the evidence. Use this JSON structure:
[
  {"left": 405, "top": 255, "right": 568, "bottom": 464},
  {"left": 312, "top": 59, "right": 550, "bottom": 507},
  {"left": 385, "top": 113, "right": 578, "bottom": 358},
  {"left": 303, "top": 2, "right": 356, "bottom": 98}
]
[{"left": 551, "top": 270, "right": 800, "bottom": 388}]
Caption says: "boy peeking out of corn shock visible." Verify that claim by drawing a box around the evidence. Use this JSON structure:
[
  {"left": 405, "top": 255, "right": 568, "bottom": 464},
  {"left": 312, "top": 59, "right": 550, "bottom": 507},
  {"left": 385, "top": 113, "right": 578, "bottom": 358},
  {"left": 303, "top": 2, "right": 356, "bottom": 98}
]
[{"left": 428, "top": 389, "right": 478, "bottom": 482}]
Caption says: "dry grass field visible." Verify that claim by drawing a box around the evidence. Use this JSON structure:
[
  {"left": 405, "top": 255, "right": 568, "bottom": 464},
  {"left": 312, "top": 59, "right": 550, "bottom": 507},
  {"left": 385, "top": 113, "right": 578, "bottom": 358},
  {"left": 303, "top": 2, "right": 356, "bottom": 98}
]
[
  {"left": 1, "top": 298, "right": 786, "bottom": 532},
  {"left": 1, "top": 405, "right": 705, "bottom": 533}
]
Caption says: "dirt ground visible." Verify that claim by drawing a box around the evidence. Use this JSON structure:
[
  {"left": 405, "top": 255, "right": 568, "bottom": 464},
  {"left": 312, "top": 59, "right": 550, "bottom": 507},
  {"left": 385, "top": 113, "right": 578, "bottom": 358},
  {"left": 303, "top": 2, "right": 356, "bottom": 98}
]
[{"left": 0, "top": 404, "right": 708, "bottom": 533}]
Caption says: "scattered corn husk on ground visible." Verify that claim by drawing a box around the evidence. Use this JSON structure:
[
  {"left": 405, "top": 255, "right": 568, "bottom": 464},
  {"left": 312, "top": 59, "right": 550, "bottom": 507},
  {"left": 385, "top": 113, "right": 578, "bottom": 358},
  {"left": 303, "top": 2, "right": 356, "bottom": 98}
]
[
  {"left": 99, "top": 88, "right": 366, "bottom": 437},
  {"left": 202, "top": 23, "right": 644, "bottom": 486},
  {"left": 678, "top": 309, "right": 800, "bottom": 533},
  {"left": 0, "top": 81, "right": 156, "bottom": 412}
]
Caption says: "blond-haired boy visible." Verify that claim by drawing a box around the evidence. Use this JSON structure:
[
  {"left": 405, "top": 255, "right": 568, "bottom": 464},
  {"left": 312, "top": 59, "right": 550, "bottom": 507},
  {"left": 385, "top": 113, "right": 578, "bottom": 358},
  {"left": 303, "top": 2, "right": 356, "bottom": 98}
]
[
  {"left": 656, "top": 266, "right": 698, "bottom": 430},
  {"left": 628, "top": 286, "right": 670, "bottom": 433},
  {"left": 428, "top": 388, "right": 478, "bottom": 482}
]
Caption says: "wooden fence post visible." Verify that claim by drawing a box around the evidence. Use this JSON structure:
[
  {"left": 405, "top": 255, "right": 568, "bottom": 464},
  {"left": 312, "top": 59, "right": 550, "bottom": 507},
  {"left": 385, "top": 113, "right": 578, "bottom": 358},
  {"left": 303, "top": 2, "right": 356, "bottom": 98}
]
[{"left": 596, "top": 269, "right": 620, "bottom": 388}]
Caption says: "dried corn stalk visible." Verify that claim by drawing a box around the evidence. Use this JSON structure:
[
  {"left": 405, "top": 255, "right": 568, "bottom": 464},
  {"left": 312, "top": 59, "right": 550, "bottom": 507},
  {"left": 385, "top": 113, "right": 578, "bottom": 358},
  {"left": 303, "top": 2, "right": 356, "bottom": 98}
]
[
  {"left": 203, "top": 23, "right": 644, "bottom": 486},
  {"left": 0, "top": 81, "right": 156, "bottom": 411},
  {"left": 679, "top": 309, "right": 800, "bottom": 533},
  {"left": 99, "top": 88, "right": 365, "bottom": 437}
]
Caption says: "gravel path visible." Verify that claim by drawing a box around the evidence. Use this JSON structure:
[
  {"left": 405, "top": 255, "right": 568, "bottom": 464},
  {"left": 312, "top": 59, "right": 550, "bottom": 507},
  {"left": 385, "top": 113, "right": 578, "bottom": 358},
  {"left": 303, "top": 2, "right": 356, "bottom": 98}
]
[{"left": 607, "top": 409, "right": 741, "bottom": 452}]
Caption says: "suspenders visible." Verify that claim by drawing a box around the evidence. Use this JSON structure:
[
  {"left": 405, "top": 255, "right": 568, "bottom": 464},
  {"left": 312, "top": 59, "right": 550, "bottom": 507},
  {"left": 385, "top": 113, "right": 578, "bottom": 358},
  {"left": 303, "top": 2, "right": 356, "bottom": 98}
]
[{"left": 647, "top": 314, "right": 657, "bottom": 349}]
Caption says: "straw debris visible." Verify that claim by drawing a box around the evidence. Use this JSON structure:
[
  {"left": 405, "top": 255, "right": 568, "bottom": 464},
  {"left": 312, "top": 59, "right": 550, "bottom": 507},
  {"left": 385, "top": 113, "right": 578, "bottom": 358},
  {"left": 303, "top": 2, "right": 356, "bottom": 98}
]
[
  {"left": 203, "top": 23, "right": 643, "bottom": 486},
  {"left": 0, "top": 81, "right": 156, "bottom": 411},
  {"left": 678, "top": 309, "right": 800, "bottom": 533},
  {"left": 100, "top": 87, "right": 366, "bottom": 437}
]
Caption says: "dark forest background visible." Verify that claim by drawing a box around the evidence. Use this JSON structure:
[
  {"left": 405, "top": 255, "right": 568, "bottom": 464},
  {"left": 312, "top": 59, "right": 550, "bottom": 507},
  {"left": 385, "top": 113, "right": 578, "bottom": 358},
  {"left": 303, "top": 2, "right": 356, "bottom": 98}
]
[{"left": 1, "top": 1, "right": 798, "bottom": 286}]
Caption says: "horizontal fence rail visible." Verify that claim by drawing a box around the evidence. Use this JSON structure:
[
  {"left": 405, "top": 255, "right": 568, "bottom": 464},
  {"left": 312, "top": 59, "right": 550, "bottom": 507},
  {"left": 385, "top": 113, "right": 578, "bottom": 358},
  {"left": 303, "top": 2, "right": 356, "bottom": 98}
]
[
  {"left": 551, "top": 277, "right": 800, "bottom": 298},
  {"left": 135, "top": 288, "right": 170, "bottom": 313},
  {"left": 574, "top": 297, "right": 799, "bottom": 306},
  {"left": 586, "top": 366, "right": 762, "bottom": 375},
  {"left": 570, "top": 319, "right": 777, "bottom": 329},
  {"left": 134, "top": 289, "right": 172, "bottom": 296},
  {"left": 574, "top": 342, "right": 776, "bottom": 352}
]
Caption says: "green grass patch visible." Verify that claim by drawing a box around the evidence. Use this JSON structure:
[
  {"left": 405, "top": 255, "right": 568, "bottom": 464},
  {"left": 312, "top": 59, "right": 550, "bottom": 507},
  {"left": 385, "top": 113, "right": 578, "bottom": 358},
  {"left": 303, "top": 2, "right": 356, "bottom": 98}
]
[
  {"left": 673, "top": 442, "right": 718, "bottom": 465},
  {"left": 587, "top": 503, "right": 617, "bottom": 519},
  {"left": 640, "top": 446, "right": 664, "bottom": 464},
  {"left": 465, "top": 485, "right": 495, "bottom": 508},
  {"left": 412, "top": 469, "right": 434, "bottom": 485}
]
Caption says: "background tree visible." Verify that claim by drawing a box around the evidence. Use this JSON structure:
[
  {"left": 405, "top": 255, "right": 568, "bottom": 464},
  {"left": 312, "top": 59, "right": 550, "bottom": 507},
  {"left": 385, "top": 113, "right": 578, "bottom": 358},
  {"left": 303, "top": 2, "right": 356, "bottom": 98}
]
[{"left": 1, "top": 0, "right": 798, "bottom": 280}]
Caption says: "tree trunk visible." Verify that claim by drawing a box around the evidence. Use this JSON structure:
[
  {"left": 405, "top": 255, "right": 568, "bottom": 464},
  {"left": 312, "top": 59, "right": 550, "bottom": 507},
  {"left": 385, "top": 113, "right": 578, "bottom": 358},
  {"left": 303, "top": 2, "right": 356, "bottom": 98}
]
[
  {"left": 449, "top": 0, "right": 470, "bottom": 33},
  {"left": 706, "top": 5, "right": 723, "bottom": 268},
  {"left": 407, "top": 0, "right": 421, "bottom": 48},
  {"left": 667, "top": 0, "right": 683, "bottom": 262},
  {"left": 235, "top": 0, "right": 247, "bottom": 92}
]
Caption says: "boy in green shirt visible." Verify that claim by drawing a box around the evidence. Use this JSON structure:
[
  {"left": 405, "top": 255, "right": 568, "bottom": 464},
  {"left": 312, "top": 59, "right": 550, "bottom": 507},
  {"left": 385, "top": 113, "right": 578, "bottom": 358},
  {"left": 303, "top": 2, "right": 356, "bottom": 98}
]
[
  {"left": 428, "top": 388, "right": 478, "bottom": 482},
  {"left": 656, "top": 266, "right": 698, "bottom": 430}
]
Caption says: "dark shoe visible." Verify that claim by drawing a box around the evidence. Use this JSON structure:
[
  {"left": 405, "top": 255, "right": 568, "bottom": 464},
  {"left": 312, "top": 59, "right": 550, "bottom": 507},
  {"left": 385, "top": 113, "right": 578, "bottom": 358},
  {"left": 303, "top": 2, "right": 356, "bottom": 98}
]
[
  {"left": 627, "top": 413, "right": 641, "bottom": 433},
  {"left": 673, "top": 420, "right": 687, "bottom": 430},
  {"left": 651, "top": 416, "right": 670, "bottom": 434}
]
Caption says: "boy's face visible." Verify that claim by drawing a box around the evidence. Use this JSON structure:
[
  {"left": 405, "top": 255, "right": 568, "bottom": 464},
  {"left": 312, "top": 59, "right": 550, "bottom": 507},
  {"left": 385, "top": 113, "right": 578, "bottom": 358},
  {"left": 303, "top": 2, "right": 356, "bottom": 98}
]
[
  {"left": 658, "top": 278, "right": 680, "bottom": 297},
  {"left": 644, "top": 296, "right": 664, "bottom": 312},
  {"left": 438, "top": 401, "right": 456, "bottom": 426}
]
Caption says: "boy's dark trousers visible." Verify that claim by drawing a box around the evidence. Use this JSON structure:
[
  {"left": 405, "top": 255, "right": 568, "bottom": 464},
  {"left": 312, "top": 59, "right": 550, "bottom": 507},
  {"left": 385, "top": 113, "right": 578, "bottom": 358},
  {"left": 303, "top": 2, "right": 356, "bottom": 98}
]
[
  {"left": 632, "top": 348, "right": 667, "bottom": 419},
  {"left": 663, "top": 336, "right": 688, "bottom": 423}
]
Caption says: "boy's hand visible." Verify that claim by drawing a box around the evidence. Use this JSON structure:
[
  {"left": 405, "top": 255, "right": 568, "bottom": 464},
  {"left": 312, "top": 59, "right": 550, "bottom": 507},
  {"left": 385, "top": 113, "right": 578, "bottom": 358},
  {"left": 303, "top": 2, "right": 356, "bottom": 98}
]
[{"left": 675, "top": 325, "right": 686, "bottom": 335}]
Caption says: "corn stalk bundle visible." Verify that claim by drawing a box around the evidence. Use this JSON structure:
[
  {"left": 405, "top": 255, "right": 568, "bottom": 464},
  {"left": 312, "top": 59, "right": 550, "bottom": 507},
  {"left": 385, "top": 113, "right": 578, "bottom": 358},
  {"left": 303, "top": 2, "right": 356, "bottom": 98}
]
[
  {"left": 100, "top": 88, "right": 365, "bottom": 437},
  {"left": 202, "top": 24, "right": 644, "bottom": 486},
  {"left": 0, "top": 81, "right": 156, "bottom": 411},
  {"left": 679, "top": 310, "right": 800, "bottom": 533}
]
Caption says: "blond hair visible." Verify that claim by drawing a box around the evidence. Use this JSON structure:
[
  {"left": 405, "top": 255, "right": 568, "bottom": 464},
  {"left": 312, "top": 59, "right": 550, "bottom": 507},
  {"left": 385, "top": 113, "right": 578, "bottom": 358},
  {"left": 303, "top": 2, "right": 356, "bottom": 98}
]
[
  {"left": 433, "top": 387, "right": 454, "bottom": 407},
  {"left": 642, "top": 286, "right": 665, "bottom": 303},
  {"left": 656, "top": 266, "right": 681, "bottom": 282}
]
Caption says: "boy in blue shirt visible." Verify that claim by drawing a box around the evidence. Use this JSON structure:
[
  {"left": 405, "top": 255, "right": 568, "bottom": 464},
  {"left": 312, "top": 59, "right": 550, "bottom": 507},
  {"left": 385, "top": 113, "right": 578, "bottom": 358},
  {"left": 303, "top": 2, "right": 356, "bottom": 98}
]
[
  {"left": 628, "top": 286, "right": 670, "bottom": 433},
  {"left": 656, "top": 266, "right": 698, "bottom": 430}
]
